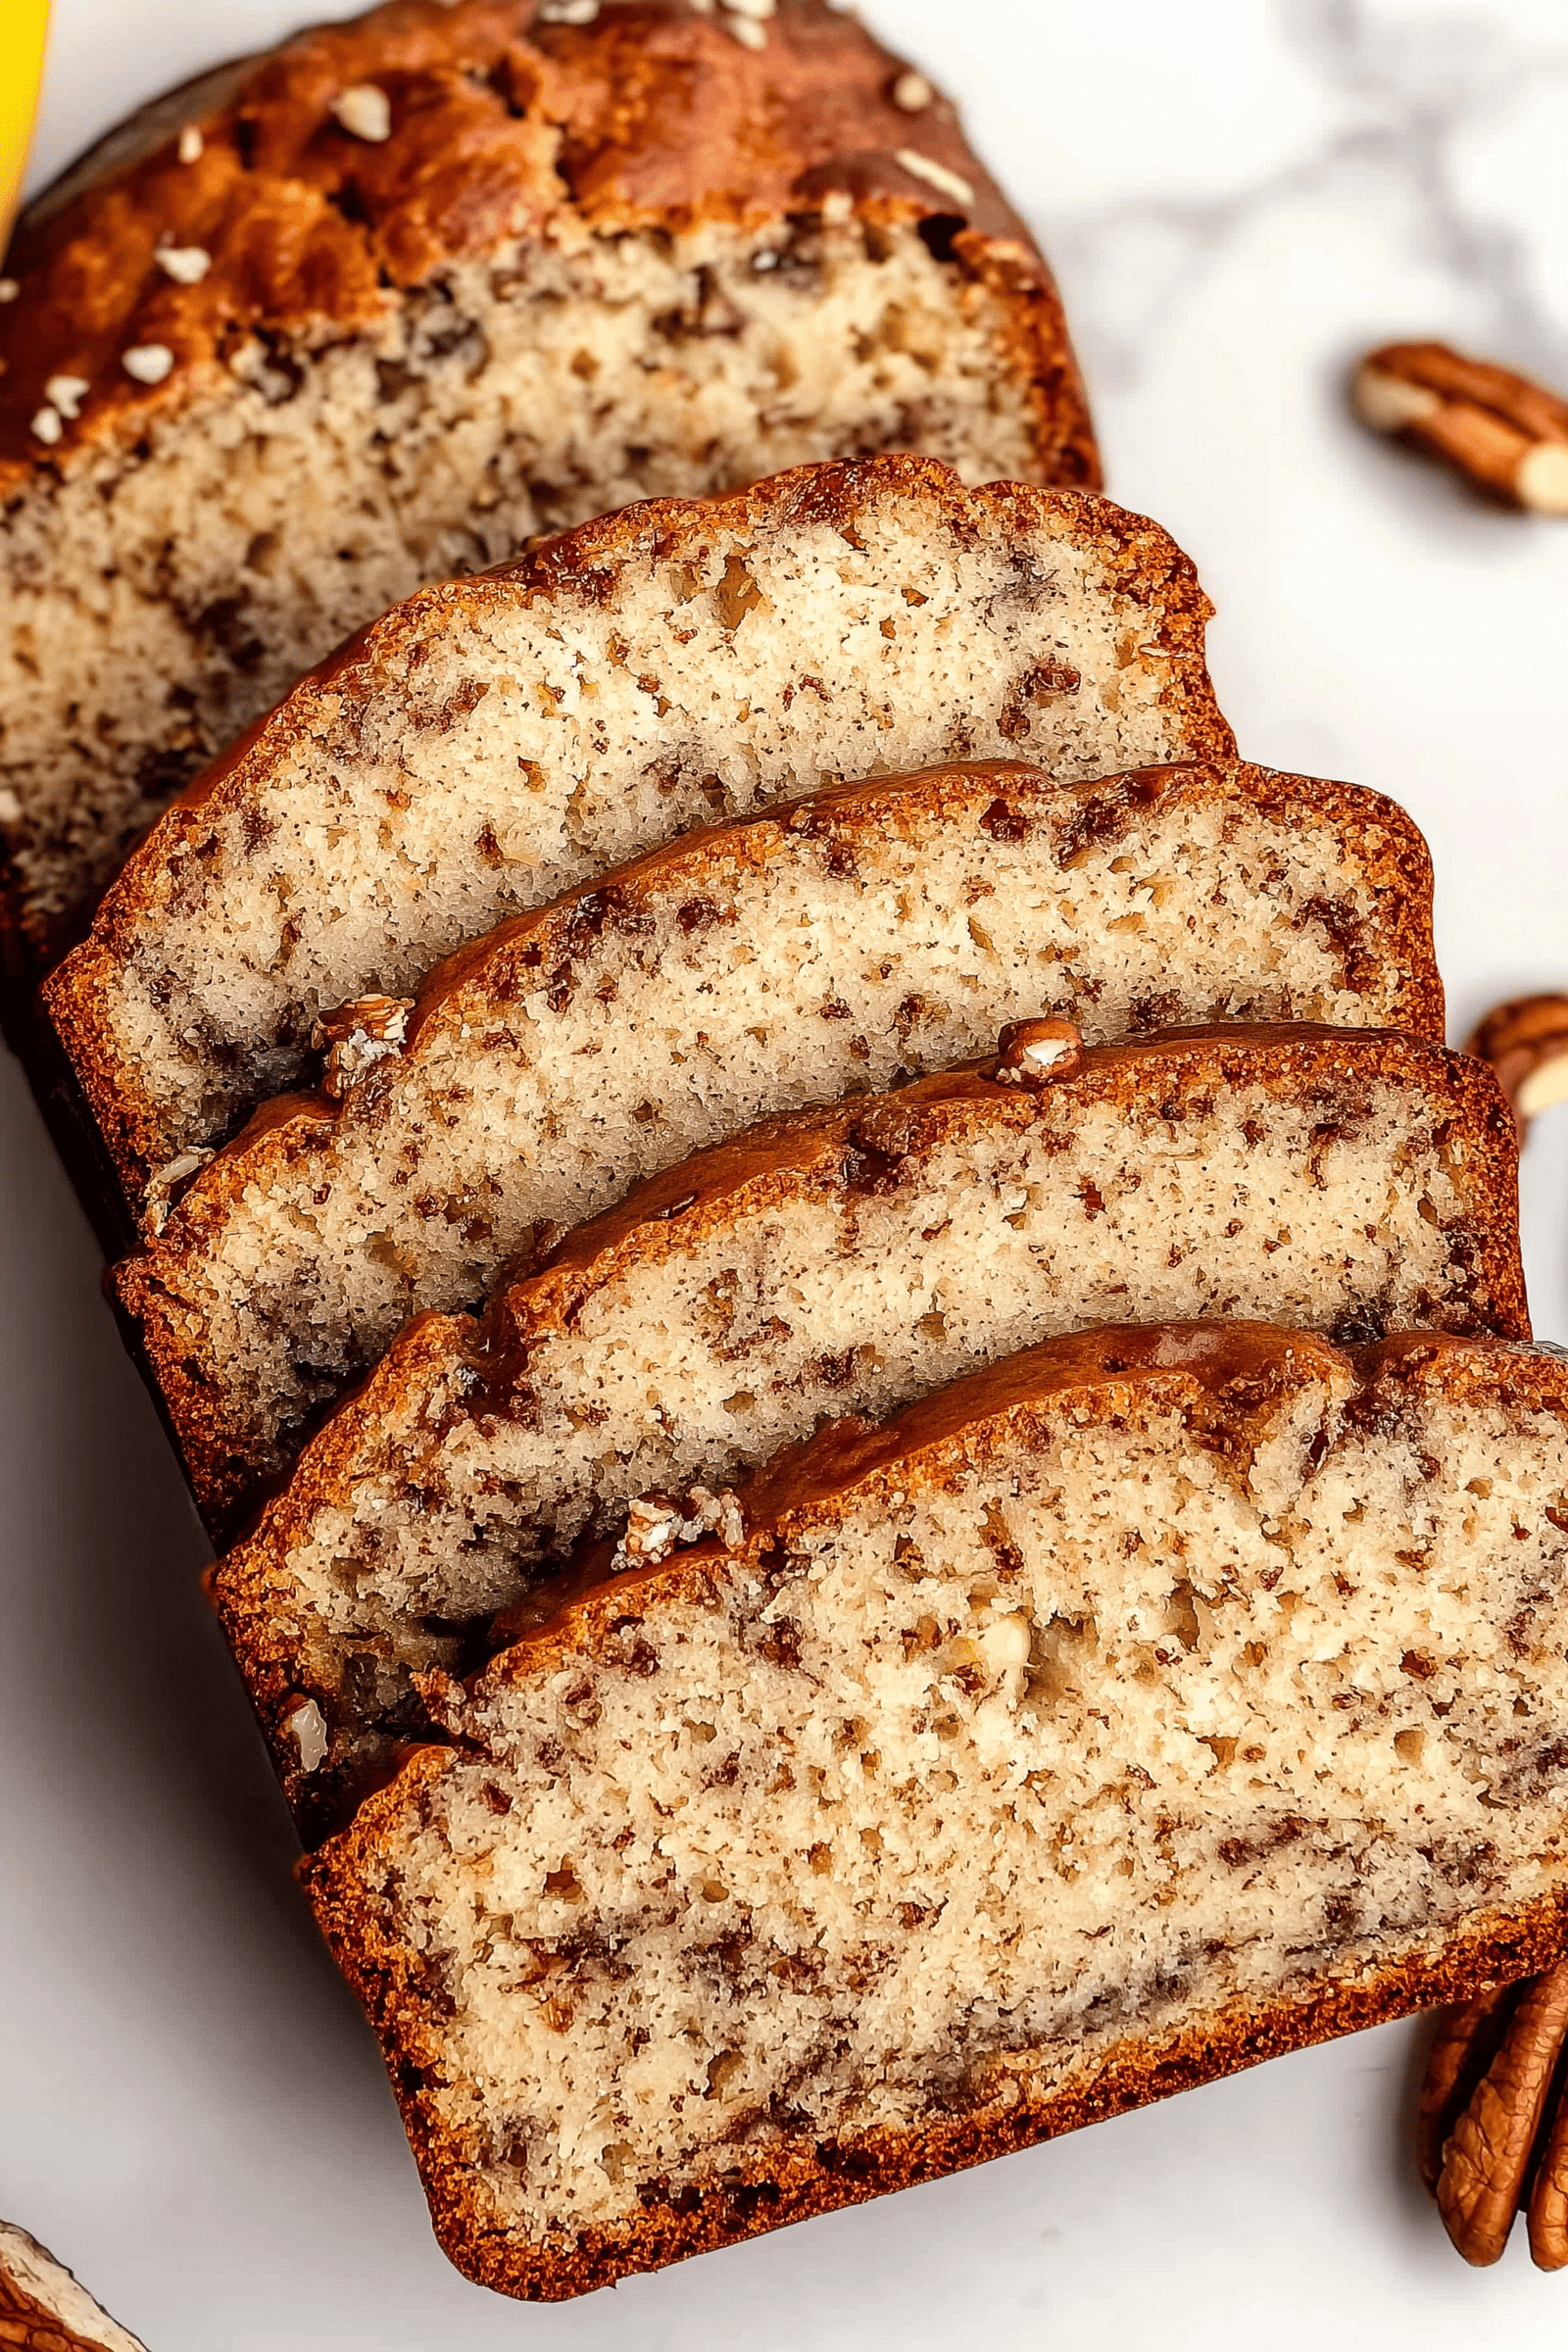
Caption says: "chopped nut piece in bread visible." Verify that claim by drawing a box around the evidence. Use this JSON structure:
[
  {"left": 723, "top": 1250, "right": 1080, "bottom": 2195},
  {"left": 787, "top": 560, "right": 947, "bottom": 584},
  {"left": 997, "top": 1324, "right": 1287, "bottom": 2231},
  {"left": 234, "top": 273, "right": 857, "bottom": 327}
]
[{"left": 0, "top": 2221, "right": 147, "bottom": 2352}]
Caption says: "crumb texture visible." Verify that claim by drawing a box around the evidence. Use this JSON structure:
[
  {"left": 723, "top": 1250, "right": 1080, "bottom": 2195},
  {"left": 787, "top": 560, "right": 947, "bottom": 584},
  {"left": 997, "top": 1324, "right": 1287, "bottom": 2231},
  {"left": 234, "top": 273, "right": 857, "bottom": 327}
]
[
  {"left": 213, "top": 1027, "right": 1514, "bottom": 1831},
  {"left": 5, "top": 0, "right": 1096, "bottom": 962},
  {"left": 307, "top": 1334, "right": 1568, "bottom": 2293},
  {"left": 121, "top": 767, "right": 1462, "bottom": 1524},
  {"left": 48, "top": 460, "right": 1225, "bottom": 1190}
]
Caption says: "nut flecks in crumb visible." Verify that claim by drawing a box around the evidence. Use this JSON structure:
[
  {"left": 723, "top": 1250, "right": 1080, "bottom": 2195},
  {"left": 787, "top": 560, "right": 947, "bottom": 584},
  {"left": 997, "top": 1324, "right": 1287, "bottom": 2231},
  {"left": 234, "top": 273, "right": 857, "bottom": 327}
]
[
  {"left": 331, "top": 83, "right": 393, "bottom": 142},
  {"left": 177, "top": 123, "right": 204, "bottom": 164},
  {"left": 43, "top": 374, "right": 89, "bottom": 418},
  {"left": 725, "top": 13, "right": 767, "bottom": 46},
  {"left": 895, "top": 148, "right": 974, "bottom": 208},
  {"left": 122, "top": 344, "right": 174, "bottom": 385},
  {"left": 156, "top": 244, "right": 212, "bottom": 284},
  {"left": 29, "top": 408, "right": 63, "bottom": 444},
  {"left": 1467, "top": 995, "right": 1568, "bottom": 1139},
  {"left": 990, "top": 1016, "right": 1086, "bottom": 1089},
  {"left": 820, "top": 190, "right": 854, "bottom": 225},
  {"left": 893, "top": 70, "right": 933, "bottom": 111},
  {"left": 288, "top": 1697, "right": 329, "bottom": 1773}
]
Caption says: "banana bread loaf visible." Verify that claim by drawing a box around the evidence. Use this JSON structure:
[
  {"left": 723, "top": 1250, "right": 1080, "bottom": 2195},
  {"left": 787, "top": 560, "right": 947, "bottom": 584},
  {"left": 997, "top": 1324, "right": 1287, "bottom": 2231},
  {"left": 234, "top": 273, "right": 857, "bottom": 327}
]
[
  {"left": 1, "top": 0, "right": 1097, "bottom": 967},
  {"left": 114, "top": 744, "right": 1447, "bottom": 1527},
  {"left": 305, "top": 1322, "right": 1568, "bottom": 2298},
  {"left": 212, "top": 1018, "right": 1524, "bottom": 1839},
  {"left": 45, "top": 458, "right": 1230, "bottom": 1203}
]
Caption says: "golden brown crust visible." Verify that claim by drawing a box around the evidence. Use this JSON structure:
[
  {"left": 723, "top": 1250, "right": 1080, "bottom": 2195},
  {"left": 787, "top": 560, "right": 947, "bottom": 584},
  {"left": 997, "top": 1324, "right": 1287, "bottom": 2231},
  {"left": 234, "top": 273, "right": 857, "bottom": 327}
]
[
  {"left": 302, "top": 1319, "right": 1568, "bottom": 2299},
  {"left": 47, "top": 458, "right": 1229, "bottom": 1203},
  {"left": 1, "top": 0, "right": 1095, "bottom": 484}
]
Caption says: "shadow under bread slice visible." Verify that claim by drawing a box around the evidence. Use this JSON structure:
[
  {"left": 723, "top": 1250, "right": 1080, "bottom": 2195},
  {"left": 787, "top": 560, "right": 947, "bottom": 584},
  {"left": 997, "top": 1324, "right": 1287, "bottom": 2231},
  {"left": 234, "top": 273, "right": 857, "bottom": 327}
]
[
  {"left": 115, "top": 753, "right": 1442, "bottom": 1534},
  {"left": 304, "top": 1321, "right": 1568, "bottom": 2302},
  {"left": 212, "top": 1018, "right": 1524, "bottom": 1843},
  {"left": 44, "top": 455, "right": 1228, "bottom": 1210}
]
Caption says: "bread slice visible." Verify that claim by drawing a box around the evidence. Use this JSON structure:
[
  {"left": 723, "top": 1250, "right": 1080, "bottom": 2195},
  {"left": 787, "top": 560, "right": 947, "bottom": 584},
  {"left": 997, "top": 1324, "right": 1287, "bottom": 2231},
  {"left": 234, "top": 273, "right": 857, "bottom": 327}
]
[
  {"left": 0, "top": 0, "right": 1098, "bottom": 968},
  {"left": 112, "top": 746, "right": 1447, "bottom": 1527},
  {"left": 305, "top": 1322, "right": 1568, "bottom": 2299},
  {"left": 44, "top": 459, "right": 1230, "bottom": 1200},
  {"left": 211, "top": 1018, "right": 1526, "bottom": 1839},
  {"left": 0, "top": 2220, "right": 147, "bottom": 2352}
]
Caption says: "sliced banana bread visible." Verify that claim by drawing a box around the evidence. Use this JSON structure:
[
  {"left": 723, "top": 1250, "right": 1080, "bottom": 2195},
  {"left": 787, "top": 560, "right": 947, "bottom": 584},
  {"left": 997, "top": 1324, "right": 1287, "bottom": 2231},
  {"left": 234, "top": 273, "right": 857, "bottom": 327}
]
[
  {"left": 113, "top": 748, "right": 1446, "bottom": 1526},
  {"left": 1, "top": 0, "right": 1098, "bottom": 966},
  {"left": 212, "top": 1017, "right": 1524, "bottom": 1839},
  {"left": 305, "top": 1322, "right": 1568, "bottom": 2299},
  {"left": 45, "top": 459, "right": 1230, "bottom": 1200}
]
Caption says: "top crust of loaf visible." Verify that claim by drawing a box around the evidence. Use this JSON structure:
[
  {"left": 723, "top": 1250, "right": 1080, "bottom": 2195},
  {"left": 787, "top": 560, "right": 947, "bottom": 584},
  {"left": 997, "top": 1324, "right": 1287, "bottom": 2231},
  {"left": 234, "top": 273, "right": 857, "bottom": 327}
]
[
  {"left": 0, "top": 0, "right": 1092, "bottom": 487},
  {"left": 308, "top": 1318, "right": 1568, "bottom": 2299},
  {"left": 48, "top": 463, "right": 1235, "bottom": 1200}
]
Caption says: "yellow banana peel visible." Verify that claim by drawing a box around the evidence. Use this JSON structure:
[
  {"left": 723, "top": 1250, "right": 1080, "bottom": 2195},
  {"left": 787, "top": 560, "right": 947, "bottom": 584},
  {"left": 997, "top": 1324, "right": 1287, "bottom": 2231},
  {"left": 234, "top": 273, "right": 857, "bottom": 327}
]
[{"left": 2, "top": 0, "right": 52, "bottom": 254}]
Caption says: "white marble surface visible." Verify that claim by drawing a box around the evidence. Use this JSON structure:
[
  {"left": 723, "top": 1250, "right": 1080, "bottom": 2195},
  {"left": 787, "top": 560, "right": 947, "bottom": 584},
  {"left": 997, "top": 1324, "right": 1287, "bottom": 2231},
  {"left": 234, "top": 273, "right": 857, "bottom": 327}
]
[{"left": 7, "top": 2, "right": 1568, "bottom": 2343}]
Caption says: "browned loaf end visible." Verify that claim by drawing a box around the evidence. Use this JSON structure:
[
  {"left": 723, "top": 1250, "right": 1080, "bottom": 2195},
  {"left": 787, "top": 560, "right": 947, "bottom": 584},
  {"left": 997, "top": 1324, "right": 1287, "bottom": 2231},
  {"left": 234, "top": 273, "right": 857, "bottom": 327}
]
[
  {"left": 45, "top": 459, "right": 1230, "bottom": 1201},
  {"left": 1, "top": 0, "right": 1098, "bottom": 967},
  {"left": 211, "top": 1018, "right": 1523, "bottom": 1841},
  {"left": 305, "top": 1322, "right": 1568, "bottom": 2299},
  {"left": 111, "top": 749, "right": 1446, "bottom": 1528},
  {"left": 0, "top": 2219, "right": 148, "bottom": 2352}
]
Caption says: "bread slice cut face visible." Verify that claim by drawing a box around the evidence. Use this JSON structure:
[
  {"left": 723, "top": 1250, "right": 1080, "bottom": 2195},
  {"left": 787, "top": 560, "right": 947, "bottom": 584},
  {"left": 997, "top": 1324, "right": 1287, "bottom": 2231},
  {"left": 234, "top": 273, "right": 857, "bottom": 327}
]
[
  {"left": 209, "top": 1019, "right": 1524, "bottom": 1836},
  {"left": 0, "top": 0, "right": 1099, "bottom": 964},
  {"left": 304, "top": 1323, "right": 1568, "bottom": 2299},
  {"left": 115, "top": 748, "right": 1448, "bottom": 1527},
  {"left": 46, "top": 459, "right": 1232, "bottom": 1200}
]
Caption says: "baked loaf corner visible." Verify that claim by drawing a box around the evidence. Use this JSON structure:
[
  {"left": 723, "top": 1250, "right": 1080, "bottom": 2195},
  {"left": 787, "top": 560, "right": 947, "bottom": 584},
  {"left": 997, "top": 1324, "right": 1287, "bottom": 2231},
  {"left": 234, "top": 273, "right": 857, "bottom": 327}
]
[
  {"left": 303, "top": 1323, "right": 1568, "bottom": 2297},
  {"left": 1, "top": 0, "right": 1098, "bottom": 965}
]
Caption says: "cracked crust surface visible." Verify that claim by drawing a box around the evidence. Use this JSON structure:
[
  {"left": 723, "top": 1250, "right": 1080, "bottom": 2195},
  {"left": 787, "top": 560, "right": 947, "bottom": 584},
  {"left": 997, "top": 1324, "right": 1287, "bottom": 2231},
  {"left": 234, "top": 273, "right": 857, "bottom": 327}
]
[
  {"left": 45, "top": 459, "right": 1228, "bottom": 1204},
  {"left": 305, "top": 1323, "right": 1568, "bottom": 2298},
  {"left": 1, "top": 0, "right": 1098, "bottom": 966}
]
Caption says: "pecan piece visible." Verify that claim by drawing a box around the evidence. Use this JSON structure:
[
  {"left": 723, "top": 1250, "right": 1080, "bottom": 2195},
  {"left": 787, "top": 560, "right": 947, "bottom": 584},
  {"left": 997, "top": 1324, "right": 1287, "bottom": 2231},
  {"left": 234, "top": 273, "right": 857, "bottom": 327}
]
[
  {"left": 312, "top": 991, "right": 416, "bottom": 1100},
  {"left": 1415, "top": 1981, "right": 1515, "bottom": 2191},
  {"left": 1353, "top": 341, "right": 1568, "bottom": 514},
  {"left": 1529, "top": 2068, "right": 1568, "bottom": 2269},
  {"left": 1466, "top": 993, "right": 1568, "bottom": 1140},
  {"left": 986, "top": 1016, "right": 1085, "bottom": 1089},
  {"left": 0, "top": 2217, "right": 148, "bottom": 2350},
  {"left": 1431, "top": 1961, "right": 1568, "bottom": 2265}
]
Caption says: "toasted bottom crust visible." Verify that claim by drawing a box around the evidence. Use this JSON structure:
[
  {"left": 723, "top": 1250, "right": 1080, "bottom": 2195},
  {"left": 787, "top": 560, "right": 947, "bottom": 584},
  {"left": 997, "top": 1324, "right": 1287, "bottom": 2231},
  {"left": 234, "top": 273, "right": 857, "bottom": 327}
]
[{"left": 306, "top": 1858, "right": 1568, "bottom": 2300}]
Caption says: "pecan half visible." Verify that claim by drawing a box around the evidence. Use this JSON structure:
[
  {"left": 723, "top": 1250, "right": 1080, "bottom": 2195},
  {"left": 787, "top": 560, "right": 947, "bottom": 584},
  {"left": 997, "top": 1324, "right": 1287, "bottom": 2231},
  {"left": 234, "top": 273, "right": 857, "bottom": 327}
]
[
  {"left": 1353, "top": 341, "right": 1568, "bottom": 514},
  {"left": 1420, "top": 1962, "right": 1568, "bottom": 2266},
  {"left": 1466, "top": 993, "right": 1568, "bottom": 1141}
]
